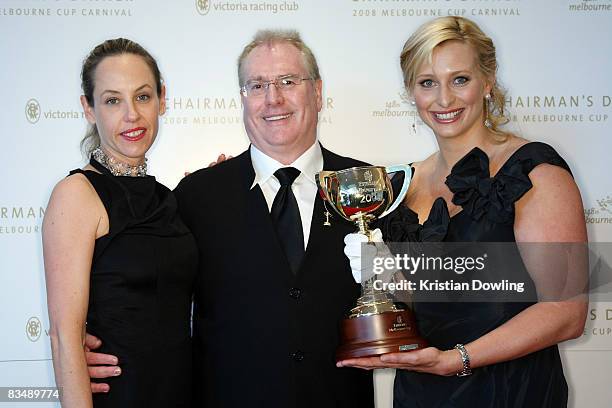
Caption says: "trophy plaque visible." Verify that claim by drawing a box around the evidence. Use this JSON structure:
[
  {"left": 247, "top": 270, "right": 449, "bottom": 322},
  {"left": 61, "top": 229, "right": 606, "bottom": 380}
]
[{"left": 316, "top": 165, "right": 428, "bottom": 361}]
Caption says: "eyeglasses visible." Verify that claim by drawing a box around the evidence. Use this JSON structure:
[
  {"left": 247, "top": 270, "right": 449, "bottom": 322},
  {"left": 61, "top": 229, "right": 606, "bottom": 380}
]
[{"left": 240, "top": 75, "right": 314, "bottom": 97}]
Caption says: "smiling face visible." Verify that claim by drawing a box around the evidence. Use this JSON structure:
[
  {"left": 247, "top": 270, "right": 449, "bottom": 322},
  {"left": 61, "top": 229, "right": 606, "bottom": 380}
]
[
  {"left": 81, "top": 53, "right": 166, "bottom": 165},
  {"left": 412, "top": 40, "right": 492, "bottom": 141},
  {"left": 240, "top": 41, "right": 322, "bottom": 164}
]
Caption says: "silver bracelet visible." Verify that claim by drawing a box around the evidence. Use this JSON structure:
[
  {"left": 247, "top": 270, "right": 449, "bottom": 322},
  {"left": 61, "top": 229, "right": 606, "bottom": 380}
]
[{"left": 454, "top": 344, "right": 472, "bottom": 377}]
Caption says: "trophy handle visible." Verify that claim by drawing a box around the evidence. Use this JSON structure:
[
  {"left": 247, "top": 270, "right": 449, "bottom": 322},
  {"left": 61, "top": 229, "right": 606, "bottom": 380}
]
[{"left": 379, "top": 164, "right": 412, "bottom": 219}]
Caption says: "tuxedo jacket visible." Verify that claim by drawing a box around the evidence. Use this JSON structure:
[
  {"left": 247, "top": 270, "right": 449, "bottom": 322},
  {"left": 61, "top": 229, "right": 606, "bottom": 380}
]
[{"left": 174, "top": 146, "right": 375, "bottom": 408}]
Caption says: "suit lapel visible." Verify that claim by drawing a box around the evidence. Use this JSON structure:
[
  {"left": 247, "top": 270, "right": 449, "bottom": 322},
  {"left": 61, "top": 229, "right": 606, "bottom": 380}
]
[
  {"left": 304, "top": 191, "right": 326, "bottom": 255},
  {"left": 300, "top": 146, "right": 351, "bottom": 276},
  {"left": 307, "top": 144, "right": 352, "bottom": 243}
]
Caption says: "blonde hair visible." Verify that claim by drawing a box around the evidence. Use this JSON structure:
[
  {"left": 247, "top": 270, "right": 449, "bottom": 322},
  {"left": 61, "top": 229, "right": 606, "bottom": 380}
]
[
  {"left": 237, "top": 29, "right": 321, "bottom": 86},
  {"left": 400, "top": 16, "right": 509, "bottom": 135}
]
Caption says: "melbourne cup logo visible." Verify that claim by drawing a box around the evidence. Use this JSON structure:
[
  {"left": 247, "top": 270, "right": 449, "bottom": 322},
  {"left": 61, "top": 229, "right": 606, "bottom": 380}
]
[
  {"left": 568, "top": 0, "right": 612, "bottom": 12},
  {"left": 196, "top": 0, "right": 211, "bottom": 15},
  {"left": 25, "top": 99, "right": 41, "bottom": 124},
  {"left": 364, "top": 170, "right": 373, "bottom": 183},
  {"left": 26, "top": 316, "right": 42, "bottom": 342},
  {"left": 585, "top": 194, "right": 612, "bottom": 224},
  {"left": 597, "top": 195, "right": 612, "bottom": 215}
]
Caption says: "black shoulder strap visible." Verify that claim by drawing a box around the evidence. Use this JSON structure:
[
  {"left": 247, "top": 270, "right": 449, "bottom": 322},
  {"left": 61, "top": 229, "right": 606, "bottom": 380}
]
[{"left": 501, "top": 142, "right": 572, "bottom": 178}]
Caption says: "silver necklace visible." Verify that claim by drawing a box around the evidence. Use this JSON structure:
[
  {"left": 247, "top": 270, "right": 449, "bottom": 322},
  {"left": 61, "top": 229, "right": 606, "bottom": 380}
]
[{"left": 92, "top": 147, "right": 148, "bottom": 177}]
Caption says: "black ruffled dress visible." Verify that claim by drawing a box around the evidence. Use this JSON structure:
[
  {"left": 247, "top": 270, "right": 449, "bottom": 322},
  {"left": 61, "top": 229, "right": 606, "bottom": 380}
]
[
  {"left": 381, "top": 142, "right": 573, "bottom": 408},
  {"left": 70, "top": 159, "right": 197, "bottom": 407}
]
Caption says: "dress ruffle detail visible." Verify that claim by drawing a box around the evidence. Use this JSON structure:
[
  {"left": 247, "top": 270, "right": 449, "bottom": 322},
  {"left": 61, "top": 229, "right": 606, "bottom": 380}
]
[
  {"left": 445, "top": 147, "right": 532, "bottom": 224},
  {"left": 379, "top": 197, "right": 450, "bottom": 245}
]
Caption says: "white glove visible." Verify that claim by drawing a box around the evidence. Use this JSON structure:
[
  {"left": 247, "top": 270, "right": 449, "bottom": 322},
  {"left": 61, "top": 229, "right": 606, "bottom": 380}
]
[{"left": 344, "top": 228, "right": 395, "bottom": 283}]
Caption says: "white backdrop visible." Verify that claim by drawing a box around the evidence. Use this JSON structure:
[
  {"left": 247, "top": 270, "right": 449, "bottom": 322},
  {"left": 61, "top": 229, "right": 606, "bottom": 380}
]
[{"left": 1, "top": 0, "right": 611, "bottom": 406}]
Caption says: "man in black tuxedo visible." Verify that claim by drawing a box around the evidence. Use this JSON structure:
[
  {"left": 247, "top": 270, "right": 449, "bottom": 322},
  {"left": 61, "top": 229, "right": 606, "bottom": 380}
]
[{"left": 85, "top": 30, "right": 375, "bottom": 407}]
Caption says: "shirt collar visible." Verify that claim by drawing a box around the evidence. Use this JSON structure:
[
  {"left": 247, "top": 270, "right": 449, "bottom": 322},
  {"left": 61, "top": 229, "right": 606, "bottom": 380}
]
[{"left": 250, "top": 142, "right": 323, "bottom": 189}]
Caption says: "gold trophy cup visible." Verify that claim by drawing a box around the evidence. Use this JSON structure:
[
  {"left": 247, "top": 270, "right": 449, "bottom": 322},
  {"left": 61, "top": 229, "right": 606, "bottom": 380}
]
[{"left": 316, "top": 165, "right": 427, "bottom": 360}]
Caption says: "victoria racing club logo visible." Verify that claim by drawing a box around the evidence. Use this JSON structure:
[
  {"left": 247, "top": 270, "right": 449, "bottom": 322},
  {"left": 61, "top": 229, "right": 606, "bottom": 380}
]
[
  {"left": 196, "top": 0, "right": 211, "bottom": 15},
  {"left": 26, "top": 316, "right": 42, "bottom": 342},
  {"left": 25, "top": 99, "right": 41, "bottom": 124},
  {"left": 363, "top": 170, "right": 373, "bottom": 183}
]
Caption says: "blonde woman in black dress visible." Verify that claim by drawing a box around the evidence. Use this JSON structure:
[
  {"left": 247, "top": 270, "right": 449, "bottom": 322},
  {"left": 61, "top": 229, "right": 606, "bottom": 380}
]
[{"left": 339, "top": 17, "right": 587, "bottom": 407}]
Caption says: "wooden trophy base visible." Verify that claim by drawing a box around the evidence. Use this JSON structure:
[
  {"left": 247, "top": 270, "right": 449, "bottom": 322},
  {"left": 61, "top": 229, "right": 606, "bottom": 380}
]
[{"left": 336, "top": 309, "right": 428, "bottom": 361}]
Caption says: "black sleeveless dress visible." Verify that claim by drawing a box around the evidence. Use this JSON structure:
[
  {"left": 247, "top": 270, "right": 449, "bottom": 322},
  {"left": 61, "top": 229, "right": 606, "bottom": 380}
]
[
  {"left": 381, "top": 142, "right": 573, "bottom": 408},
  {"left": 70, "top": 159, "right": 197, "bottom": 408}
]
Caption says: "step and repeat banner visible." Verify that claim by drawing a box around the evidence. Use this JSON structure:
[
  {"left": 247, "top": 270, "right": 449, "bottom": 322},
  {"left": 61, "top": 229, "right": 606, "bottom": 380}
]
[{"left": 0, "top": 0, "right": 610, "bottom": 406}]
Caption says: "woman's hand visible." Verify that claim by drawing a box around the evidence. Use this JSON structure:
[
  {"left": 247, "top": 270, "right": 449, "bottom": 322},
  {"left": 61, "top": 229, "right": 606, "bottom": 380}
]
[
  {"left": 208, "top": 153, "right": 232, "bottom": 168},
  {"left": 336, "top": 347, "right": 462, "bottom": 376},
  {"left": 183, "top": 153, "right": 233, "bottom": 176}
]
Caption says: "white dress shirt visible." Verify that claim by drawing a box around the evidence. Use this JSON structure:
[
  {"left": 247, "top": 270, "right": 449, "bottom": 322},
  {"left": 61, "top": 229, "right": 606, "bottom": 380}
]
[{"left": 250, "top": 142, "right": 323, "bottom": 249}]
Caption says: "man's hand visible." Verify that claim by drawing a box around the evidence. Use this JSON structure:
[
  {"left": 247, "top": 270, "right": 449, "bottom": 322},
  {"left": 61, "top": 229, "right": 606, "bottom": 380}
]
[
  {"left": 84, "top": 333, "right": 121, "bottom": 393},
  {"left": 344, "top": 228, "right": 395, "bottom": 283}
]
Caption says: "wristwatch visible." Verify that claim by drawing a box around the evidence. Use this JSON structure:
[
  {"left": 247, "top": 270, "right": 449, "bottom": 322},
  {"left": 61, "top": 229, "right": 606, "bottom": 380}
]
[{"left": 454, "top": 344, "right": 472, "bottom": 377}]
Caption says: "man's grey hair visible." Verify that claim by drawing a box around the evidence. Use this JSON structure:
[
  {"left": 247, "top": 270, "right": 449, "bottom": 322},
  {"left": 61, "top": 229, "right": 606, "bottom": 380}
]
[{"left": 237, "top": 29, "right": 321, "bottom": 86}]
